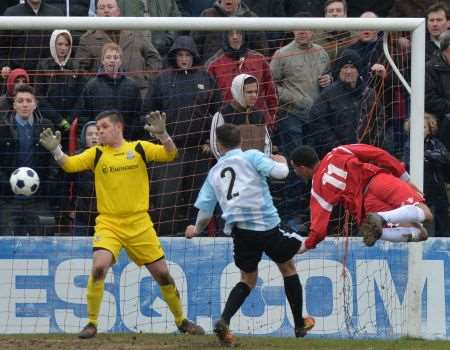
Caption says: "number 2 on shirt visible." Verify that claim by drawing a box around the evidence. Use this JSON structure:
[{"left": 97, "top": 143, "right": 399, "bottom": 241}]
[
  {"left": 221, "top": 167, "right": 239, "bottom": 200},
  {"left": 322, "top": 164, "right": 347, "bottom": 190}
]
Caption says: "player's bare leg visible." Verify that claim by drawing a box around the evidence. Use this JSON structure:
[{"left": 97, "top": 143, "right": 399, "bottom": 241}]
[{"left": 146, "top": 258, "right": 204, "bottom": 335}]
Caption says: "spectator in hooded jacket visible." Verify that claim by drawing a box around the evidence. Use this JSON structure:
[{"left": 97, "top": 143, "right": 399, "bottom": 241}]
[
  {"left": 193, "top": 0, "right": 268, "bottom": 61},
  {"left": 207, "top": 30, "right": 278, "bottom": 129},
  {"left": 36, "top": 30, "right": 87, "bottom": 133},
  {"left": 78, "top": 42, "right": 142, "bottom": 139},
  {"left": 0, "top": 0, "right": 64, "bottom": 77},
  {"left": 308, "top": 49, "right": 385, "bottom": 158},
  {"left": 143, "top": 35, "right": 221, "bottom": 235},
  {"left": 72, "top": 120, "right": 98, "bottom": 236},
  {"left": 0, "top": 68, "right": 62, "bottom": 127},
  {"left": 210, "top": 73, "right": 271, "bottom": 159},
  {"left": 74, "top": 0, "right": 161, "bottom": 97},
  {"left": 0, "top": 84, "right": 59, "bottom": 235}
]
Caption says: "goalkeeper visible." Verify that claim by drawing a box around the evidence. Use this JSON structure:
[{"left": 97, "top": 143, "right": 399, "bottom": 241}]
[{"left": 40, "top": 110, "right": 204, "bottom": 339}]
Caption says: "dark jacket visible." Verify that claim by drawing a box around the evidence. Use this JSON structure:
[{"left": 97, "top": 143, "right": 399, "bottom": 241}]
[
  {"left": 425, "top": 32, "right": 441, "bottom": 63},
  {"left": 0, "top": 2, "right": 64, "bottom": 71},
  {"left": 45, "top": 0, "right": 92, "bottom": 16},
  {"left": 143, "top": 36, "right": 222, "bottom": 147},
  {"left": 347, "top": 0, "right": 394, "bottom": 17},
  {"left": 193, "top": 1, "right": 268, "bottom": 61},
  {"left": 347, "top": 36, "right": 384, "bottom": 81},
  {"left": 219, "top": 102, "right": 265, "bottom": 125},
  {"left": 284, "top": 0, "right": 324, "bottom": 17},
  {"left": 243, "top": 0, "right": 286, "bottom": 17},
  {"left": 79, "top": 72, "right": 142, "bottom": 139},
  {"left": 176, "top": 0, "right": 214, "bottom": 16},
  {"left": 425, "top": 53, "right": 450, "bottom": 121},
  {"left": 36, "top": 58, "right": 86, "bottom": 121},
  {"left": 0, "top": 114, "right": 58, "bottom": 201},
  {"left": 308, "top": 79, "right": 385, "bottom": 157},
  {"left": 423, "top": 136, "right": 450, "bottom": 189},
  {"left": 0, "top": 0, "right": 18, "bottom": 16}
]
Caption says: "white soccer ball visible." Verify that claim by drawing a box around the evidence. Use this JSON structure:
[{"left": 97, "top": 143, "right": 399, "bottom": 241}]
[{"left": 9, "top": 167, "right": 40, "bottom": 197}]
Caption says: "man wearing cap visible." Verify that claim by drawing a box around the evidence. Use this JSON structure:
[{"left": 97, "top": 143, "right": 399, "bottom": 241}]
[{"left": 307, "top": 49, "right": 385, "bottom": 158}]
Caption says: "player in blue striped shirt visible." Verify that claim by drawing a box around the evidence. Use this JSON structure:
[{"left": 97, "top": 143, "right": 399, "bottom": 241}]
[{"left": 186, "top": 124, "right": 315, "bottom": 346}]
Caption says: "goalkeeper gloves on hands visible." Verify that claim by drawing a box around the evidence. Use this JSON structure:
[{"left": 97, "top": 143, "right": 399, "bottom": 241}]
[
  {"left": 40, "top": 128, "right": 64, "bottom": 161},
  {"left": 144, "top": 110, "right": 170, "bottom": 143}
]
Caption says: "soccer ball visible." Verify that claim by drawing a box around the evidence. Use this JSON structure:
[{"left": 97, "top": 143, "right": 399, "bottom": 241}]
[{"left": 9, "top": 167, "right": 40, "bottom": 196}]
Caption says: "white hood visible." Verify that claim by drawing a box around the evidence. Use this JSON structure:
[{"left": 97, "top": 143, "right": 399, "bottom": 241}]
[
  {"left": 230, "top": 73, "right": 259, "bottom": 109},
  {"left": 49, "top": 29, "right": 73, "bottom": 68}
]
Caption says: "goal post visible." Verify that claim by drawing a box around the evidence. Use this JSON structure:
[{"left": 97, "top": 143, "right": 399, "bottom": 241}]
[{"left": 0, "top": 15, "right": 427, "bottom": 338}]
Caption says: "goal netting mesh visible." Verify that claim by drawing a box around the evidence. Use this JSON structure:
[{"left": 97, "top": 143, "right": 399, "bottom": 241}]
[{"left": 0, "top": 18, "right": 431, "bottom": 338}]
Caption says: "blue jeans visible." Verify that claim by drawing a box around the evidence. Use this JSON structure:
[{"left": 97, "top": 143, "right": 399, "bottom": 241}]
[{"left": 275, "top": 108, "right": 307, "bottom": 158}]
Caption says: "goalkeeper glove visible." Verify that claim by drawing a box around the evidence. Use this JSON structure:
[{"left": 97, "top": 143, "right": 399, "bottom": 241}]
[
  {"left": 40, "top": 128, "right": 64, "bottom": 161},
  {"left": 144, "top": 110, "right": 170, "bottom": 143}
]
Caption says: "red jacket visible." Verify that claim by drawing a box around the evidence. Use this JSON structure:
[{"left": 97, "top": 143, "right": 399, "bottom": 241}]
[{"left": 207, "top": 49, "right": 278, "bottom": 129}]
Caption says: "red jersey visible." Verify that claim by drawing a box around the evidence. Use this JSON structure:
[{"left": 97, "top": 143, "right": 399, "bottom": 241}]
[{"left": 305, "top": 144, "right": 409, "bottom": 249}]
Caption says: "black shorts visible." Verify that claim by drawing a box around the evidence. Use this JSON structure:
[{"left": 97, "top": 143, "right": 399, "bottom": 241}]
[{"left": 232, "top": 226, "right": 303, "bottom": 273}]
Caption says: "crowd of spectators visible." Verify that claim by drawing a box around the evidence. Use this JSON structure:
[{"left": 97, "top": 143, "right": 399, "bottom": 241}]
[{"left": 0, "top": 0, "right": 449, "bottom": 237}]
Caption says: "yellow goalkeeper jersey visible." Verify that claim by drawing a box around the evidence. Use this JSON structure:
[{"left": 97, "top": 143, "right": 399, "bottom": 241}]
[{"left": 62, "top": 140, "right": 177, "bottom": 216}]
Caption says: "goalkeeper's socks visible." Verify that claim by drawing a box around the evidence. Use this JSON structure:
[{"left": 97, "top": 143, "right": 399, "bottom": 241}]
[
  {"left": 284, "top": 274, "right": 304, "bottom": 328},
  {"left": 221, "top": 282, "right": 251, "bottom": 324},
  {"left": 378, "top": 205, "right": 425, "bottom": 224},
  {"left": 86, "top": 275, "right": 105, "bottom": 326},
  {"left": 160, "top": 284, "right": 185, "bottom": 326}
]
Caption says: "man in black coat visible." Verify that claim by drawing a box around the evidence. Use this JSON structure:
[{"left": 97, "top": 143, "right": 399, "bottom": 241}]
[
  {"left": 308, "top": 49, "right": 385, "bottom": 157},
  {"left": 1, "top": 0, "right": 64, "bottom": 77},
  {"left": 143, "top": 35, "right": 221, "bottom": 235},
  {"left": 0, "top": 84, "right": 59, "bottom": 235},
  {"left": 425, "top": 30, "right": 450, "bottom": 150},
  {"left": 0, "top": 0, "right": 18, "bottom": 15}
]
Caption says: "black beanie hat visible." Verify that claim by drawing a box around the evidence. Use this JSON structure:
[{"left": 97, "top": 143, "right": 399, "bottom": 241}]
[{"left": 335, "top": 48, "right": 362, "bottom": 74}]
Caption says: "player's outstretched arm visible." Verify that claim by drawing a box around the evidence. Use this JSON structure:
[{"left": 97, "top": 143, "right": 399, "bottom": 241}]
[
  {"left": 39, "top": 128, "right": 68, "bottom": 167},
  {"left": 144, "top": 110, "right": 176, "bottom": 154}
]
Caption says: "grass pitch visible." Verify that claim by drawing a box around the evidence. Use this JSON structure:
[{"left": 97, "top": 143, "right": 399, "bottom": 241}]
[{"left": 0, "top": 334, "right": 448, "bottom": 350}]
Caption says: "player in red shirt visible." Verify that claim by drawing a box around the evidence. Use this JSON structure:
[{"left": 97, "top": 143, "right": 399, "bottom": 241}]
[{"left": 290, "top": 144, "right": 433, "bottom": 251}]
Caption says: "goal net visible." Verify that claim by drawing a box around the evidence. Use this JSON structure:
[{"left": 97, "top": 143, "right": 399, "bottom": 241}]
[{"left": 0, "top": 16, "right": 435, "bottom": 339}]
